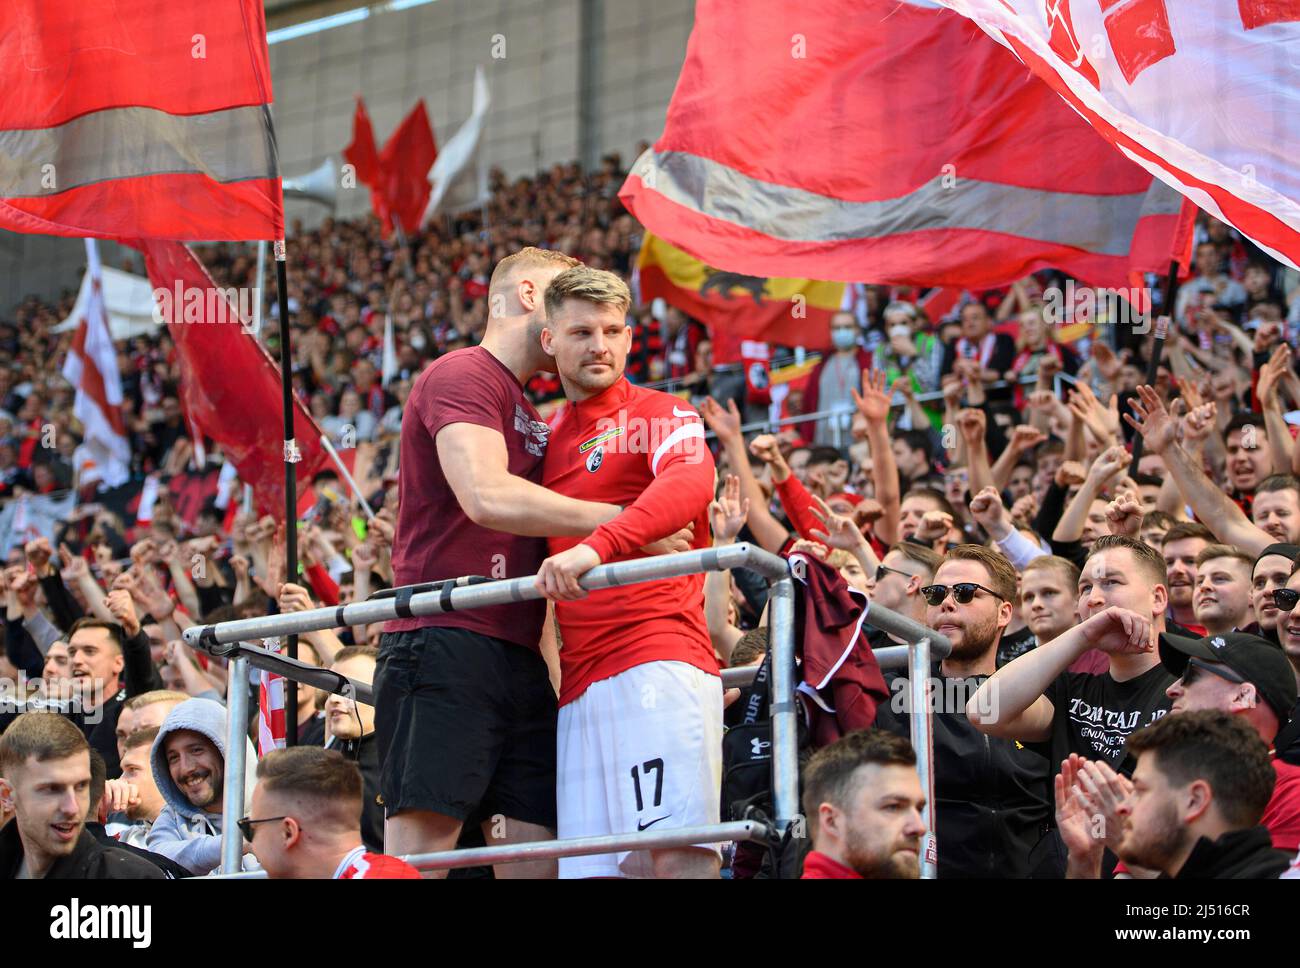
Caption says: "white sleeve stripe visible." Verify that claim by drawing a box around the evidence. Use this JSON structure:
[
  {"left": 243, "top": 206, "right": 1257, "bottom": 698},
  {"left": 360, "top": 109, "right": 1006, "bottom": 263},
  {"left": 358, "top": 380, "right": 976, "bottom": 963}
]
[{"left": 651, "top": 423, "right": 706, "bottom": 476}]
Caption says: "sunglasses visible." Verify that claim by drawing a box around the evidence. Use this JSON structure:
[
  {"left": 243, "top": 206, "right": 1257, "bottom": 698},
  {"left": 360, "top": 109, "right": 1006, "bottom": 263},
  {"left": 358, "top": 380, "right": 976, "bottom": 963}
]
[
  {"left": 921, "top": 583, "right": 1006, "bottom": 607},
  {"left": 237, "top": 815, "right": 288, "bottom": 841},
  {"left": 875, "top": 564, "right": 911, "bottom": 583},
  {"left": 1272, "top": 588, "right": 1300, "bottom": 611},
  {"left": 1181, "top": 656, "right": 1247, "bottom": 687}
]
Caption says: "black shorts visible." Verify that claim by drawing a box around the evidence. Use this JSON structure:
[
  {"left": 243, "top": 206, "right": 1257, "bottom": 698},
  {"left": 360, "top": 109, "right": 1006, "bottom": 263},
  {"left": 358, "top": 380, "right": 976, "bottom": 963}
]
[{"left": 375, "top": 626, "right": 558, "bottom": 828}]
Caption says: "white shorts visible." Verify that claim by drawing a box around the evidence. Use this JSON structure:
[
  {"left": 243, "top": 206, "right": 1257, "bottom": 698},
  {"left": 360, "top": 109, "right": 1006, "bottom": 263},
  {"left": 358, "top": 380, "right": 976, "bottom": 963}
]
[{"left": 557, "top": 660, "right": 723, "bottom": 879}]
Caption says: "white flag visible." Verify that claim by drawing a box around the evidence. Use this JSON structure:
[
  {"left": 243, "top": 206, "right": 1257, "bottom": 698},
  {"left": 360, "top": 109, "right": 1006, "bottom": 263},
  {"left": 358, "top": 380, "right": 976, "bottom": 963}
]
[
  {"left": 933, "top": 0, "right": 1300, "bottom": 268},
  {"left": 62, "top": 240, "right": 131, "bottom": 488},
  {"left": 382, "top": 313, "right": 398, "bottom": 387},
  {"left": 421, "top": 66, "right": 491, "bottom": 224}
]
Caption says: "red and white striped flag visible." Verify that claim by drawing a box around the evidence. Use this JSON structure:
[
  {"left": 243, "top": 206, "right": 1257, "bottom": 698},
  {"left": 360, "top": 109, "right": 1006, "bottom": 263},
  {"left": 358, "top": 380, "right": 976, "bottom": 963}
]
[
  {"left": 257, "top": 639, "right": 287, "bottom": 757},
  {"left": 934, "top": 0, "right": 1300, "bottom": 268},
  {"left": 62, "top": 240, "right": 130, "bottom": 489}
]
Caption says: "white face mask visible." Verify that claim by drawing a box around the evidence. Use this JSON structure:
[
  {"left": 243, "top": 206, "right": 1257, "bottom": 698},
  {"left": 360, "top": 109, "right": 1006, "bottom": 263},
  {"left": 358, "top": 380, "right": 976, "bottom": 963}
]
[
  {"left": 410, "top": 332, "right": 427, "bottom": 351},
  {"left": 889, "top": 324, "right": 912, "bottom": 340}
]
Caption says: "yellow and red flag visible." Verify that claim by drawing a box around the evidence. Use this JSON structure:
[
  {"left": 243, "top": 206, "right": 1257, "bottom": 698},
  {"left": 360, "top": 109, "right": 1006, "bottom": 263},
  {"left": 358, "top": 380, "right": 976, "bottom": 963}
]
[{"left": 637, "top": 232, "right": 844, "bottom": 360}]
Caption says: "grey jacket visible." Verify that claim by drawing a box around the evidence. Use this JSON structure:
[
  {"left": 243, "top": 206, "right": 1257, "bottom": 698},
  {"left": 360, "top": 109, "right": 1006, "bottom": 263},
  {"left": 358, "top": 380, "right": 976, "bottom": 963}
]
[{"left": 147, "top": 697, "right": 259, "bottom": 875}]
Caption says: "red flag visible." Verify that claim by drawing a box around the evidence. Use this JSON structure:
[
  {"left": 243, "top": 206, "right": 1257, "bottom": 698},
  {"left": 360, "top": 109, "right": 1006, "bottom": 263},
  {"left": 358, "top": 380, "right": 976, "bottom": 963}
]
[
  {"left": 934, "top": 1, "right": 1300, "bottom": 269},
  {"left": 132, "top": 240, "right": 328, "bottom": 519},
  {"left": 0, "top": 0, "right": 282, "bottom": 241},
  {"left": 621, "top": 0, "right": 1189, "bottom": 290},
  {"left": 342, "top": 97, "right": 381, "bottom": 189},
  {"left": 376, "top": 101, "right": 437, "bottom": 237}
]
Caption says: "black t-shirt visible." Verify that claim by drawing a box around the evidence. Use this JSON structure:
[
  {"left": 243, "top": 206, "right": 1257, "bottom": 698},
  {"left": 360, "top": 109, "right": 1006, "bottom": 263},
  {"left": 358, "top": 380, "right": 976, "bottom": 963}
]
[
  {"left": 996, "top": 627, "right": 1037, "bottom": 668},
  {"left": 1043, "top": 664, "right": 1174, "bottom": 773}
]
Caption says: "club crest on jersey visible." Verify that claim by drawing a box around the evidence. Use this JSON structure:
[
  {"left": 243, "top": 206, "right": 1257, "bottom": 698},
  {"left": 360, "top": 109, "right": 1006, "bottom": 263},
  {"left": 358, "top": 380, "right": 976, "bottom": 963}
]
[
  {"left": 579, "top": 426, "right": 624, "bottom": 454},
  {"left": 586, "top": 446, "right": 604, "bottom": 473}
]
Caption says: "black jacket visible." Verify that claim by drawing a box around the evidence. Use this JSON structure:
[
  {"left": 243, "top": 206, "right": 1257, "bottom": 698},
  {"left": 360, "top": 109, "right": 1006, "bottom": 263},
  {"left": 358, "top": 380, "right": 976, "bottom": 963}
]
[
  {"left": 86, "top": 822, "right": 192, "bottom": 879},
  {"left": 875, "top": 664, "right": 1059, "bottom": 879},
  {"left": 332, "top": 731, "right": 383, "bottom": 852},
  {"left": 1172, "top": 827, "right": 1291, "bottom": 880},
  {"left": 0, "top": 822, "right": 165, "bottom": 879}
]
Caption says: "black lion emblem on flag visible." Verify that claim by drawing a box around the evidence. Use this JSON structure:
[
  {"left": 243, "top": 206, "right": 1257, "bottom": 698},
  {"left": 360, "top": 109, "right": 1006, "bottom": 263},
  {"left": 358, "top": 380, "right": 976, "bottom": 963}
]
[{"left": 700, "top": 269, "right": 769, "bottom": 304}]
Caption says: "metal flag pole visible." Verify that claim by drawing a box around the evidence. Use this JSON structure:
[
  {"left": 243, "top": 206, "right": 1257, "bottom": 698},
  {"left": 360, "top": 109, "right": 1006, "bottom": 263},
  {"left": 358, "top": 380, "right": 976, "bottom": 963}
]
[
  {"left": 274, "top": 239, "right": 301, "bottom": 745},
  {"left": 1127, "top": 259, "right": 1181, "bottom": 479}
]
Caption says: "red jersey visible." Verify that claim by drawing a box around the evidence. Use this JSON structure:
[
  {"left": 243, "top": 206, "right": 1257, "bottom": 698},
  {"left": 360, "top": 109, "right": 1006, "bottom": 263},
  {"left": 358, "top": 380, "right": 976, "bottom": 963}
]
[
  {"left": 1263, "top": 758, "right": 1300, "bottom": 853},
  {"left": 386, "top": 347, "right": 550, "bottom": 650},
  {"left": 334, "top": 846, "right": 421, "bottom": 879},
  {"left": 543, "top": 377, "right": 717, "bottom": 705},
  {"left": 801, "top": 850, "right": 863, "bottom": 879}
]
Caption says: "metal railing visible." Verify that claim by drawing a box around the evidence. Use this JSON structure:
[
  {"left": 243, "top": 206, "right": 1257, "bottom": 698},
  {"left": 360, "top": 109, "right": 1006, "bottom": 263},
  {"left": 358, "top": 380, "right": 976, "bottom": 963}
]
[{"left": 185, "top": 542, "right": 952, "bottom": 879}]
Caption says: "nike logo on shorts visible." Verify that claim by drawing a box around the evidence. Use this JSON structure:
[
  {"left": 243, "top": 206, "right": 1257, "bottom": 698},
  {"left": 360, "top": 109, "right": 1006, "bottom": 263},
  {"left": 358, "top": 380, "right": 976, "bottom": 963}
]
[{"left": 637, "top": 815, "right": 671, "bottom": 831}]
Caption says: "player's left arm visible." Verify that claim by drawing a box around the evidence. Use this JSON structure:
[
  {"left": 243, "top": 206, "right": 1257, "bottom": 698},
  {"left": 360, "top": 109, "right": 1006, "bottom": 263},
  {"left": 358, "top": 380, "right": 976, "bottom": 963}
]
[{"left": 536, "top": 412, "right": 714, "bottom": 600}]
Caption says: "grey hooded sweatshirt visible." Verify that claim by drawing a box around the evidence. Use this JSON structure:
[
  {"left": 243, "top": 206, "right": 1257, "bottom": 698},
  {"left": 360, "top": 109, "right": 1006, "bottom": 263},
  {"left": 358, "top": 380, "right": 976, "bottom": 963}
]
[{"left": 147, "top": 697, "right": 259, "bottom": 875}]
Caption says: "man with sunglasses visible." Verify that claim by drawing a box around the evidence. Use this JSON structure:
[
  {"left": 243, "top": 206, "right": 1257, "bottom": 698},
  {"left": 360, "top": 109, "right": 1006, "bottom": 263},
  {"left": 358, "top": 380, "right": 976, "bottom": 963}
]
[
  {"left": 864, "top": 544, "right": 941, "bottom": 650},
  {"left": 969, "top": 535, "right": 1174, "bottom": 775},
  {"left": 244, "top": 748, "right": 419, "bottom": 879},
  {"left": 1267, "top": 566, "right": 1300, "bottom": 764},
  {"left": 874, "top": 545, "right": 1057, "bottom": 878},
  {"left": 1160, "top": 630, "right": 1300, "bottom": 853},
  {"left": 1248, "top": 543, "right": 1300, "bottom": 645}
]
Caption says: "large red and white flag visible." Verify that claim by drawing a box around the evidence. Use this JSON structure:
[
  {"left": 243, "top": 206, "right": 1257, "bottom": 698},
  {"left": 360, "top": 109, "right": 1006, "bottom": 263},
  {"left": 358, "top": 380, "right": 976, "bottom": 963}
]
[
  {"left": 0, "top": 1, "right": 282, "bottom": 240},
  {"left": 933, "top": 0, "right": 1300, "bottom": 268},
  {"left": 62, "top": 240, "right": 130, "bottom": 489},
  {"left": 621, "top": 0, "right": 1193, "bottom": 289},
  {"left": 132, "top": 239, "right": 329, "bottom": 519}
]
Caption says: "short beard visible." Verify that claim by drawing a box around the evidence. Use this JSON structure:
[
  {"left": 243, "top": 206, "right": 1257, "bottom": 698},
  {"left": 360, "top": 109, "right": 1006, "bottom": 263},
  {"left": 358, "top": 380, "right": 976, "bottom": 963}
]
[
  {"left": 949, "top": 611, "right": 999, "bottom": 663},
  {"left": 842, "top": 830, "right": 921, "bottom": 879},
  {"left": 1118, "top": 801, "right": 1188, "bottom": 874}
]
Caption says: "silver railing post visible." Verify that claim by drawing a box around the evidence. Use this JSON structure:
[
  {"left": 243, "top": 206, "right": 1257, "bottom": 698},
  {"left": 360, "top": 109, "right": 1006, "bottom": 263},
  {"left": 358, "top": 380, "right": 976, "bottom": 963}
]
[
  {"left": 907, "top": 637, "right": 937, "bottom": 880},
  {"left": 221, "top": 655, "right": 251, "bottom": 875},
  {"left": 766, "top": 573, "right": 798, "bottom": 831}
]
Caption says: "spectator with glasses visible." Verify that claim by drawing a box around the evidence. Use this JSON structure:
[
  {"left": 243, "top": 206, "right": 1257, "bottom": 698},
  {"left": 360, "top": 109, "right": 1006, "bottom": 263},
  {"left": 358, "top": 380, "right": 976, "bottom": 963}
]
[
  {"left": 874, "top": 545, "right": 1057, "bottom": 878},
  {"left": 243, "top": 748, "right": 419, "bottom": 879},
  {"left": 1263, "top": 565, "right": 1300, "bottom": 764},
  {"left": 969, "top": 535, "right": 1174, "bottom": 774},
  {"left": 862, "top": 543, "right": 942, "bottom": 649}
]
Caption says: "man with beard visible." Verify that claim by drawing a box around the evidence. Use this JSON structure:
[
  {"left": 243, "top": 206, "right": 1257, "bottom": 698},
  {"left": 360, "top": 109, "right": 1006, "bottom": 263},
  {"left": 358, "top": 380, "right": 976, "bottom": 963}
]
[
  {"left": 1061, "top": 711, "right": 1289, "bottom": 878},
  {"left": 800, "top": 730, "right": 927, "bottom": 879},
  {"left": 1129, "top": 385, "right": 1298, "bottom": 557},
  {"left": 533, "top": 267, "right": 720, "bottom": 879},
  {"left": 1191, "top": 546, "right": 1254, "bottom": 635},
  {"left": 874, "top": 545, "right": 1057, "bottom": 878},
  {"left": 379, "top": 246, "right": 639, "bottom": 877},
  {"left": 969, "top": 535, "right": 1175, "bottom": 774},
  {"left": 147, "top": 697, "right": 259, "bottom": 874},
  {"left": 1160, "top": 523, "right": 1212, "bottom": 634},
  {"left": 1248, "top": 544, "right": 1300, "bottom": 643},
  {"left": 0, "top": 713, "right": 163, "bottom": 879}
]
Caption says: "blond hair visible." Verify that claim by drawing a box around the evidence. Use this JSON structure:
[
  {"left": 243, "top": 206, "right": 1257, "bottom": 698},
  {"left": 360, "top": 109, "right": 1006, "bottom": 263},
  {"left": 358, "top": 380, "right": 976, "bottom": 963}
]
[
  {"left": 544, "top": 266, "right": 632, "bottom": 320},
  {"left": 488, "top": 246, "right": 581, "bottom": 301}
]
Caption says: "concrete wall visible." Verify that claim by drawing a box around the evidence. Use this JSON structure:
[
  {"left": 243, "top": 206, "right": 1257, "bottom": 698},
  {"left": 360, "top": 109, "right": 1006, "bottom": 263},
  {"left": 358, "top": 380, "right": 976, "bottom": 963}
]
[{"left": 3, "top": 0, "right": 695, "bottom": 309}]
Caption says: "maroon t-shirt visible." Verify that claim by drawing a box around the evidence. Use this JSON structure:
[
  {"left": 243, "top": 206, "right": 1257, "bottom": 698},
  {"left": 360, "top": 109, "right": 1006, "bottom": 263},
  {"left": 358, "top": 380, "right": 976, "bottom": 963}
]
[{"left": 385, "top": 347, "right": 549, "bottom": 649}]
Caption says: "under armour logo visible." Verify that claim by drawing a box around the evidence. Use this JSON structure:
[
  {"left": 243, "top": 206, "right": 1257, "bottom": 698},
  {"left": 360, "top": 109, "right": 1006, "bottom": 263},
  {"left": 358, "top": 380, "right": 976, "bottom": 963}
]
[{"left": 750, "top": 737, "right": 771, "bottom": 758}]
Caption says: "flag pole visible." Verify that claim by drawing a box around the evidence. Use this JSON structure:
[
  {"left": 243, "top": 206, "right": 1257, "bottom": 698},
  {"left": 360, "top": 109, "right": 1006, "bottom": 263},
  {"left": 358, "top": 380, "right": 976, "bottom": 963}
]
[
  {"left": 1127, "top": 259, "right": 1181, "bottom": 479},
  {"left": 273, "top": 239, "right": 301, "bottom": 746}
]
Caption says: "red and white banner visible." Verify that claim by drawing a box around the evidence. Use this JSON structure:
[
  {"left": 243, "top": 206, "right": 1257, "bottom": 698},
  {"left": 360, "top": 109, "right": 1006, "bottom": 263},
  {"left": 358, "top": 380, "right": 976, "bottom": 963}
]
[
  {"left": 934, "top": 0, "right": 1300, "bottom": 268},
  {"left": 258, "top": 639, "right": 287, "bottom": 757},
  {"left": 0, "top": 0, "right": 282, "bottom": 240},
  {"left": 62, "top": 240, "right": 130, "bottom": 489},
  {"left": 621, "top": 0, "right": 1193, "bottom": 290}
]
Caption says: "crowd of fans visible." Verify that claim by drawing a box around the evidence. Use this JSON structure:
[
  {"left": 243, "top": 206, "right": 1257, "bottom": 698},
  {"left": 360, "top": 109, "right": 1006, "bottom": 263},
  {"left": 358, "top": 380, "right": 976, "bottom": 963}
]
[{"left": 1, "top": 149, "right": 1300, "bottom": 880}]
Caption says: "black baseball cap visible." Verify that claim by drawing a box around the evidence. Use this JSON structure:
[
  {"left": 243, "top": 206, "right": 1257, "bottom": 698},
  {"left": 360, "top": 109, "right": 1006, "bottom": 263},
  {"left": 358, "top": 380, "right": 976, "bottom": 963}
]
[
  {"left": 1255, "top": 544, "right": 1300, "bottom": 570},
  {"left": 1159, "top": 631, "right": 1298, "bottom": 728}
]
